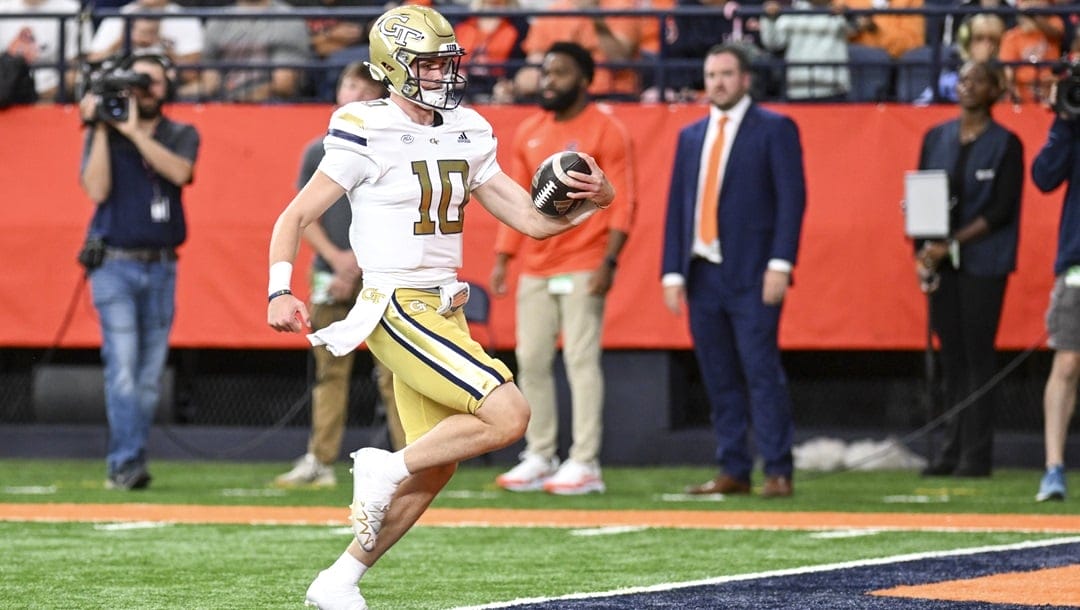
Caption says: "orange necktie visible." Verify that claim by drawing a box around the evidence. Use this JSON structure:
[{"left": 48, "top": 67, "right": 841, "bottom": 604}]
[{"left": 698, "top": 116, "right": 728, "bottom": 245}]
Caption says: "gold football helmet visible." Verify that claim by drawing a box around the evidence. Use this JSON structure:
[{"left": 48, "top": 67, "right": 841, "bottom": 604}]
[{"left": 366, "top": 5, "right": 467, "bottom": 110}]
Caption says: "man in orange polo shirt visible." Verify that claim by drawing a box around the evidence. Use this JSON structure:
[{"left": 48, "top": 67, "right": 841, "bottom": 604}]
[{"left": 492, "top": 42, "right": 635, "bottom": 494}]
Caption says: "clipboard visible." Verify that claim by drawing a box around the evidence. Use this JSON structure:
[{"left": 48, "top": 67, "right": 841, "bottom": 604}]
[{"left": 904, "top": 170, "right": 950, "bottom": 239}]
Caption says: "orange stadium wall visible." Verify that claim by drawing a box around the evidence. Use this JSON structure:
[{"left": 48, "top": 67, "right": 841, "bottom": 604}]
[{"left": 0, "top": 103, "right": 1063, "bottom": 351}]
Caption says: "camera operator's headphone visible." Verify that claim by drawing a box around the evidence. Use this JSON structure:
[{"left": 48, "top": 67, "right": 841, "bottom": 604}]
[{"left": 121, "top": 53, "right": 177, "bottom": 102}]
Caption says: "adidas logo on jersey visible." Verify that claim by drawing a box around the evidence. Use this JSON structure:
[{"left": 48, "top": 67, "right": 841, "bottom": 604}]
[{"left": 457, "top": 132, "right": 470, "bottom": 143}]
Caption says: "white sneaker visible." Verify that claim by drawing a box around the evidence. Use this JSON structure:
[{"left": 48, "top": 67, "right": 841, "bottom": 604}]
[
  {"left": 495, "top": 452, "right": 559, "bottom": 492},
  {"left": 349, "top": 448, "right": 397, "bottom": 552},
  {"left": 275, "top": 453, "right": 337, "bottom": 488},
  {"left": 543, "top": 459, "right": 605, "bottom": 495},
  {"left": 304, "top": 570, "right": 367, "bottom": 610}
]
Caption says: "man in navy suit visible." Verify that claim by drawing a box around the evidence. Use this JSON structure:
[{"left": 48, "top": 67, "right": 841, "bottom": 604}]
[{"left": 661, "top": 43, "right": 806, "bottom": 498}]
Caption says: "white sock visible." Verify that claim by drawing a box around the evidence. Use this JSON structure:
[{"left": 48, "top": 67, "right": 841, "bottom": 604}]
[
  {"left": 385, "top": 450, "right": 410, "bottom": 485},
  {"left": 328, "top": 551, "right": 368, "bottom": 583}
]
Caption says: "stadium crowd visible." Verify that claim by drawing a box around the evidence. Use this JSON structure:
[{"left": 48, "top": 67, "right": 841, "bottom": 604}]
[{"left": 0, "top": 0, "right": 1077, "bottom": 105}]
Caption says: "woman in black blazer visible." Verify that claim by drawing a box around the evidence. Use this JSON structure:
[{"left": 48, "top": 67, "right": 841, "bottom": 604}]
[{"left": 916, "top": 60, "right": 1024, "bottom": 477}]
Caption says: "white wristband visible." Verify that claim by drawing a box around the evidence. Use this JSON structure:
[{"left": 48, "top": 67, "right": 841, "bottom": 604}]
[{"left": 268, "top": 261, "right": 293, "bottom": 295}]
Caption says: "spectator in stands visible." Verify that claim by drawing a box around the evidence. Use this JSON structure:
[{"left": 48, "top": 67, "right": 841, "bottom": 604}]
[
  {"left": 916, "top": 13, "right": 1005, "bottom": 104},
  {"left": 0, "top": 32, "right": 37, "bottom": 105},
  {"left": 78, "top": 54, "right": 199, "bottom": 490},
  {"left": 1062, "top": 0, "right": 1078, "bottom": 54},
  {"left": 491, "top": 42, "right": 634, "bottom": 495},
  {"left": 275, "top": 62, "right": 402, "bottom": 488},
  {"left": 90, "top": 0, "right": 132, "bottom": 27},
  {"left": 511, "top": 0, "right": 658, "bottom": 100},
  {"left": 942, "top": 0, "right": 1015, "bottom": 48},
  {"left": 915, "top": 60, "right": 1023, "bottom": 479},
  {"left": 86, "top": 0, "right": 204, "bottom": 79},
  {"left": 293, "top": 0, "right": 377, "bottom": 101},
  {"left": 0, "top": 0, "right": 92, "bottom": 101},
  {"left": 760, "top": 0, "right": 853, "bottom": 101},
  {"left": 649, "top": 0, "right": 766, "bottom": 101},
  {"left": 1031, "top": 81, "right": 1080, "bottom": 502},
  {"left": 88, "top": 0, "right": 204, "bottom": 97},
  {"left": 200, "top": 0, "right": 312, "bottom": 101},
  {"left": 453, "top": 0, "right": 526, "bottom": 103},
  {"left": 998, "top": 0, "right": 1064, "bottom": 103},
  {"left": 518, "top": 0, "right": 555, "bottom": 9},
  {"left": 845, "top": 0, "right": 925, "bottom": 58},
  {"left": 93, "top": 17, "right": 166, "bottom": 59},
  {"left": 662, "top": 43, "right": 806, "bottom": 498}
]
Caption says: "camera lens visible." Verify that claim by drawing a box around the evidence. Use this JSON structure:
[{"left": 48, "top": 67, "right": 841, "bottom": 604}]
[
  {"left": 99, "top": 95, "right": 128, "bottom": 122},
  {"left": 1065, "top": 82, "right": 1080, "bottom": 107}
]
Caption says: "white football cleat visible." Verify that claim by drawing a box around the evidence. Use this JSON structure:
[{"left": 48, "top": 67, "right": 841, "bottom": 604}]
[
  {"left": 495, "top": 452, "right": 559, "bottom": 492},
  {"left": 304, "top": 570, "right": 367, "bottom": 610},
  {"left": 274, "top": 453, "right": 336, "bottom": 488},
  {"left": 542, "top": 459, "right": 606, "bottom": 495},
  {"left": 349, "top": 448, "right": 397, "bottom": 552}
]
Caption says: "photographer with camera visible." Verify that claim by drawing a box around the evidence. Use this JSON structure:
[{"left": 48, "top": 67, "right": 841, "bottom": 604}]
[
  {"left": 1032, "top": 57, "right": 1080, "bottom": 501},
  {"left": 78, "top": 54, "right": 199, "bottom": 491}
]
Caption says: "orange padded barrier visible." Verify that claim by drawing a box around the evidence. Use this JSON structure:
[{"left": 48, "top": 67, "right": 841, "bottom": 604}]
[{"left": 0, "top": 103, "right": 1061, "bottom": 350}]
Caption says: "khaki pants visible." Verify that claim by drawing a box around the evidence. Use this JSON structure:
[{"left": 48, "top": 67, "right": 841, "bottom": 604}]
[
  {"left": 308, "top": 302, "right": 403, "bottom": 464},
  {"left": 515, "top": 272, "right": 605, "bottom": 464}
]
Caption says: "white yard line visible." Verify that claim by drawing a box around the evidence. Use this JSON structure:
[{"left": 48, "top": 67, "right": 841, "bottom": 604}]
[{"left": 448, "top": 536, "right": 1080, "bottom": 610}]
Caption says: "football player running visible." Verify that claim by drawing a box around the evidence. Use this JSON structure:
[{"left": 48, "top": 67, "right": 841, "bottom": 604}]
[{"left": 266, "top": 5, "right": 614, "bottom": 609}]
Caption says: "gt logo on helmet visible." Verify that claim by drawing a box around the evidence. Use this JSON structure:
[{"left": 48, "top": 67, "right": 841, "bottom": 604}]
[{"left": 379, "top": 15, "right": 425, "bottom": 46}]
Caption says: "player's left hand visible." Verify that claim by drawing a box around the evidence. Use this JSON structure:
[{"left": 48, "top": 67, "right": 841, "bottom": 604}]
[{"left": 566, "top": 152, "right": 615, "bottom": 210}]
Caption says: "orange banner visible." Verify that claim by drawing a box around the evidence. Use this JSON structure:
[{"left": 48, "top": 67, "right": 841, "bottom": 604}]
[{"left": 0, "top": 103, "right": 1061, "bottom": 350}]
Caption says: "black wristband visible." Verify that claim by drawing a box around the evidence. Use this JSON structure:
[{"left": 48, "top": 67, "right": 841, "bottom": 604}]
[
  {"left": 604, "top": 255, "right": 618, "bottom": 269},
  {"left": 268, "top": 289, "right": 293, "bottom": 303}
]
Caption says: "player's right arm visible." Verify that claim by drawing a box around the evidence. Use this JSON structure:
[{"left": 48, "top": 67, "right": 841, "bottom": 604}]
[
  {"left": 269, "top": 102, "right": 380, "bottom": 332},
  {"left": 267, "top": 171, "right": 347, "bottom": 333}
]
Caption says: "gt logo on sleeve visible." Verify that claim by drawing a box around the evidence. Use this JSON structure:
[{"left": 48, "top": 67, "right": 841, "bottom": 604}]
[{"left": 379, "top": 15, "right": 425, "bottom": 46}]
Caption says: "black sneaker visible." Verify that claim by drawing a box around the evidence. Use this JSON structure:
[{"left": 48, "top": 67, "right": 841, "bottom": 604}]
[
  {"left": 106, "top": 465, "right": 152, "bottom": 490},
  {"left": 920, "top": 461, "right": 955, "bottom": 477}
]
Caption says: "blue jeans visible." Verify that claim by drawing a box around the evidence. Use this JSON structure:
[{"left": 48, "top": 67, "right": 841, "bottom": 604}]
[{"left": 90, "top": 258, "right": 176, "bottom": 476}]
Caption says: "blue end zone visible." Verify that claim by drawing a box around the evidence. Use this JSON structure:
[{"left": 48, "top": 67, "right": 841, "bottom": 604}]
[{"left": 501, "top": 540, "right": 1080, "bottom": 610}]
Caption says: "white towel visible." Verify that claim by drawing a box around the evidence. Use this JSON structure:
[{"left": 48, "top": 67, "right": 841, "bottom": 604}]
[{"left": 308, "top": 284, "right": 393, "bottom": 357}]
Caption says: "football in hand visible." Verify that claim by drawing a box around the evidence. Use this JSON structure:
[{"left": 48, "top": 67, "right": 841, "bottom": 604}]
[{"left": 530, "top": 151, "right": 592, "bottom": 217}]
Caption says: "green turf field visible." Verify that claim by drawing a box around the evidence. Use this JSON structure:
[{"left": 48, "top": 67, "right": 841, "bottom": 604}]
[{"left": 1, "top": 460, "right": 1077, "bottom": 609}]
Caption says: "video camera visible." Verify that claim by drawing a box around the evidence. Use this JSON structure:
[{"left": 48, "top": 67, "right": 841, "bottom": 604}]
[
  {"left": 1054, "top": 58, "right": 1080, "bottom": 120},
  {"left": 85, "top": 57, "right": 152, "bottom": 123}
]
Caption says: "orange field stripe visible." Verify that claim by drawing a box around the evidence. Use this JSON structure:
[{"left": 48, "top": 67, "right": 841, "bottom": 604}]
[
  {"left": 0, "top": 503, "right": 1078, "bottom": 532},
  {"left": 871, "top": 564, "right": 1080, "bottom": 606}
]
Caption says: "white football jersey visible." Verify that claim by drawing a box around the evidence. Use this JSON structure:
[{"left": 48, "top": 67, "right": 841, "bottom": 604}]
[{"left": 317, "top": 99, "right": 501, "bottom": 288}]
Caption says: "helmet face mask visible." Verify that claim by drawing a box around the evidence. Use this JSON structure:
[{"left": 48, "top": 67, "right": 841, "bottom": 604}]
[{"left": 367, "top": 6, "right": 468, "bottom": 110}]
